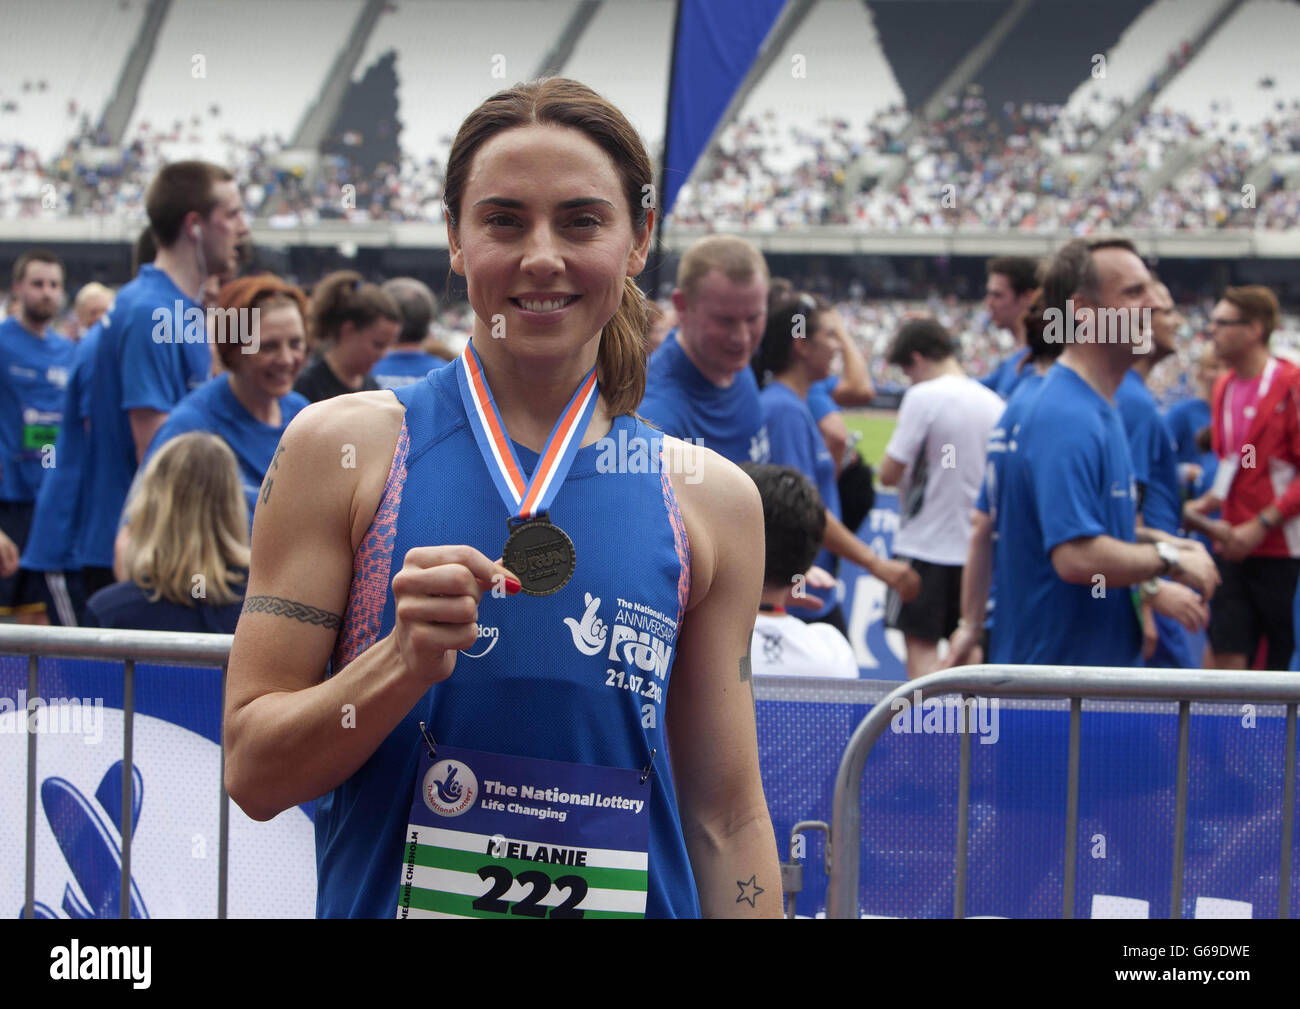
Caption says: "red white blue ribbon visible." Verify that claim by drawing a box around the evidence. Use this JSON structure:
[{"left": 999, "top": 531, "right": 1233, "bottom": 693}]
[{"left": 455, "top": 342, "right": 599, "bottom": 520}]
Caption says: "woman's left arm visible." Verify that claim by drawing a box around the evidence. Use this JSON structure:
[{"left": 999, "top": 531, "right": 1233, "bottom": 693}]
[{"left": 667, "top": 449, "right": 783, "bottom": 918}]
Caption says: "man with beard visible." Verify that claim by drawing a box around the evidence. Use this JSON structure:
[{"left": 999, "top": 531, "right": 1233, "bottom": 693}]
[{"left": 0, "top": 249, "right": 75, "bottom": 622}]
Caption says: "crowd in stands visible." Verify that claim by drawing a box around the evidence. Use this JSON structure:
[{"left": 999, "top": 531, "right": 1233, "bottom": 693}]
[{"left": 2, "top": 88, "right": 1295, "bottom": 233}]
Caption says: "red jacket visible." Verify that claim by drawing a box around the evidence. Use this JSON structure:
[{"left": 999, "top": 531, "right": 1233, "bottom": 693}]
[{"left": 1211, "top": 356, "right": 1300, "bottom": 557}]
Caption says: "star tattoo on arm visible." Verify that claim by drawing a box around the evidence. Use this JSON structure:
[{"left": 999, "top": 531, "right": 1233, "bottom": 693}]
[{"left": 736, "top": 875, "right": 764, "bottom": 908}]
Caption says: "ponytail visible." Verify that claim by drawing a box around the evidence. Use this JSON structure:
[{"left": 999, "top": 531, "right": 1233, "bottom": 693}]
[
  {"left": 308, "top": 269, "right": 400, "bottom": 351},
  {"left": 598, "top": 277, "right": 649, "bottom": 417}
]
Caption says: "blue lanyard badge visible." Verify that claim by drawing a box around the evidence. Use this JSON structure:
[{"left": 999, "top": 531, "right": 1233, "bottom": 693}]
[{"left": 397, "top": 743, "right": 651, "bottom": 919}]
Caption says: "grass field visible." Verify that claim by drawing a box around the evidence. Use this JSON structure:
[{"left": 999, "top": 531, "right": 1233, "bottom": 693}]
[{"left": 843, "top": 410, "right": 897, "bottom": 467}]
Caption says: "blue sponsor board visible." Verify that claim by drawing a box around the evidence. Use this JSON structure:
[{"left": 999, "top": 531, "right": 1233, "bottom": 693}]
[
  {"left": 2, "top": 654, "right": 315, "bottom": 919},
  {"left": 755, "top": 682, "right": 1300, "bottom": 918},
  {"left": 840, "top": 492, "right": 906, "bottom": 680}
]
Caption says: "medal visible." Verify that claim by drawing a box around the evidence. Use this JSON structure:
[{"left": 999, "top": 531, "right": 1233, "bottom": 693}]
[
  {"left": 456, "top": 343, "right": 598, "bottom": 596},
  {"left": 502, "top": 514, "right": 576, "bottom": 596}
]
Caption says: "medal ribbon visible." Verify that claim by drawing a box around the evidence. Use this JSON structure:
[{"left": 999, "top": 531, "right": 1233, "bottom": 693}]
[{"left": 455, "top": 342, "right": 599, "bottom": 520}]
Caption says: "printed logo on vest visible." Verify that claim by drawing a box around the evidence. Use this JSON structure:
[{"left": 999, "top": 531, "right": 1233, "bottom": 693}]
[
  {"left": 423, "top": 758, "right": 479, "bottom": 818},
  {"left": 459, "top": 624, "right": 500, "bottom": 659},
  {"left": 563, "top": 592, "right": 608, "bottom": 656}
]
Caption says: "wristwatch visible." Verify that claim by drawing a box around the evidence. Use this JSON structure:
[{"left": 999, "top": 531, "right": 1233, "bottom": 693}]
[
  {"left": 1259, "top": 511, "right": 1279, "bottom": 530},
  {"left": 1155, "top": 540, "right": 1181, "bottom": 576},
  {"left": 1139, "top": 577, "right": 1162, "bottom": 600}
]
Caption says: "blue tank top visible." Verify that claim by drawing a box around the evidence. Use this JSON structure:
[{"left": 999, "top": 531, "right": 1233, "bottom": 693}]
[{"left": 314, "top": 364, "right": 700, "bottom": 918}]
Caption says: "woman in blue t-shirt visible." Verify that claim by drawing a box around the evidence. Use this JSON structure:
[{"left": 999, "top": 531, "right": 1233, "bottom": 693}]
[
  {"left": 753, "top": 295, "right": 919, "bottom": 631},
  {"left": 85, "top": 432, "right": 248, "bottom": 633},
  {"left": 145, "top": 275, "right": 311, "bottom": 524}
]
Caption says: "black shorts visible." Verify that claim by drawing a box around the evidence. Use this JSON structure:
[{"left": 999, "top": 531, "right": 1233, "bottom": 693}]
[
  {"left": 885, "top": 557, "right": 962, "bottom": 642},
  {"left": 0, "top": 500, "right": 44, "bottom": 616},
  {"left": 1208, "top": 555, "right": 1300, "bottom": 669}
]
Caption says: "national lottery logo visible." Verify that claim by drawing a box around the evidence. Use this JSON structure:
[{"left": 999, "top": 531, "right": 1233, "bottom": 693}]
[{"left": 423, "top": 758, "right": 478, "bottom": 818}]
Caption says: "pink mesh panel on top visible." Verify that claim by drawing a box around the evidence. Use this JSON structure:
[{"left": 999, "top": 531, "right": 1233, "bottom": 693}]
[
  {"left": 659, "top": 456, "right": 692, "bottom": 629},
  {"left": 333, "top": 422, "right": 411, "bottom": 671}
]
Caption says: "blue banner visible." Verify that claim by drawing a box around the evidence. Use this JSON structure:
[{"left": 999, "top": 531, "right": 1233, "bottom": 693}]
[
  {"left": 756, "top": 682, "right": 1300, "bottom": 918},
  {"left": 840, "top": 491, "right": 906, "bottom": 680},
  {"left": 662, "top": 0, "right": 787, "bottom": 215},
  {"left": 1, "top": 655, "right": 316, "bottom": 919}
]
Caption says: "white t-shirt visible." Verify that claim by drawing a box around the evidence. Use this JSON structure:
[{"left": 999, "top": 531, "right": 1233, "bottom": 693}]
[
  {"left": 885, "top": 372, "right": 1005, "bottom": 566},
  {"left": 751, "top": 612, "right": 859, "bottom": 678}
]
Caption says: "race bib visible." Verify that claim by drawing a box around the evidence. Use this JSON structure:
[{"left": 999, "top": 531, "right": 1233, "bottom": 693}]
[
  {"left": 397, "top": 743, "right": 650, "bottom": 919},
  {"left": 20, "top": 408, "right": 60, "bottom": 461}
]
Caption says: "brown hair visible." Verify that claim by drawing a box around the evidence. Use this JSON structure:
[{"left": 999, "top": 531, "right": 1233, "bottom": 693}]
[
  {"left": 11, "top": 248, "right": 63, "bottom": 287},
  {"left": 132, "top": 226, "right": 157, "bottom": 275},
  {"left": 442, "top": 77, "right": 653, "bottom": 417},
  {"left": 677, "top": 235, "right": 769, "bottom": 305},
  {"left": 145, "top": 161, "right": 234, "bottom": 247},
  {"left": 986, "top": 255, "right": 1039, "bottom": 296},
  {"left": 307, "top": 270, "right": 400, "bottom": 352},
  {"left": 212, "top": 274, "right": 309, "bottom": 371},
  {"left": 1222, "top": 285, "right": 1280, "bottom": 344},
  {"left": 1040, "top": 236, "right": 1139, "bottom": 320}
]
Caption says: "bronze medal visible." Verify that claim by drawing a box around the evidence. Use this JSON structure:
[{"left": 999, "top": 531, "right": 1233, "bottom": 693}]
[{"left": 502, "top": 513, "right": 576, "bottom": 596}]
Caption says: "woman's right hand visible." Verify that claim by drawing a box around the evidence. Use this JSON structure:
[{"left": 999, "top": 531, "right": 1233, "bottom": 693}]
[{"left": 391, "top": 546, "right": 520, "bottom": 687}]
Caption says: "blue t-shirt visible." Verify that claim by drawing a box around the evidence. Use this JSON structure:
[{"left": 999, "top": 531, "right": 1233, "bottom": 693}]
[
  {"left": 979, "top": 347, "right": 1031, "bottom": 400},
  {"left": 807, "top": 376, "right": 841, "bottom": 423},
  {"left": 0, "top": 317, "right": 75, "bottom": 503},
  {"left": 639, "top": 331, "right": 769, "bottom": 464},
  {"left": 315, "top": 366, "right": 699, "bottom": 918},
  {"left": 83, "top": 579, "right": 243, "bottom": 634},
  {"left": 1115, "top": 370, "right": 1181, "bottom": 536},
  {"left": 144, "top": 373, "right": 309, "bottom": 525},
  {"left": 372, "top": 348, "right": 448, "bottom": 390},
  {"left": 1164, "top": 397, "right": 1211, "bottom": 467},
  {"left": 80, "top": 265, "right": 212, "bottom": 568},
  {"left": 20, "top": 328, "right": 99, "bottom": 571},
  {"left": 760, "top": 381, "right": 841, "bottom": 620},
  {"left": 991, "top": 363, "right": 1141, "bottom": 666},
  {"left": 975, "top": 368, "right": 1047, "bottom": 635}
]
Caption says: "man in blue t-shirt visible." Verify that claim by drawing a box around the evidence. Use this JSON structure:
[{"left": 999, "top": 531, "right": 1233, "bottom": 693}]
[
  {"left": 640, "top": 236, "right": 770, "bottom": 465},
  {"left": 79, "top": 161, "right": 250, "bottom": 594},
  {"left": 979, "top": 256, "right": 1039, "bottom": 400},
  {"left": 990, "top": 238, "right": 1217, "bottom": 666},
  {"left": 19, "top": 325, "right": 99, "bottom": 625},
  {"left": 0, "top": 249, "right": 76, "bottom": 622},
  {"left": 374, "top": 278, "right": 449, "bottom": 389},
  {"left": 1116, "top": 283, "right": 1200, "bottom": 667}
]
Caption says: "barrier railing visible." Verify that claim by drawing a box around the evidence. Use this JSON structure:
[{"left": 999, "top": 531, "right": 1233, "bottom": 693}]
[
  {"left": 2, "top": 625, "right": 233, "bottom": 919},
  {"left": 827, "top": 665, "right": 1300, "bottom": 919}
]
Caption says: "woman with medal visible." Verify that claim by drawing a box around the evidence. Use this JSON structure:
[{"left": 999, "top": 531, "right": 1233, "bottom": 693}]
[{"left": 224, "top": 78, "right": 782, "bottom": 918}]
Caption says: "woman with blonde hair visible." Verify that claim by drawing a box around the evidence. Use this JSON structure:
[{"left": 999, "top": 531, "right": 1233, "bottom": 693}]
[
  {"left": 84, "top": 432, "right": 249, "bottom": 633},
  {"left": 225, "top": 78, "right": 781, "bottom": 918}
]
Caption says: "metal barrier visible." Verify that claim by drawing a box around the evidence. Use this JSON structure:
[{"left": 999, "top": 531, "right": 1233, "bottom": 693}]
[
  {"left": 827, "top": 665, "right": 1300, "bottom": 919},
  {"left": 2, "top": 625, "right": 234, "bottom": 920}
]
